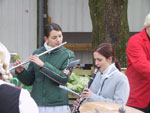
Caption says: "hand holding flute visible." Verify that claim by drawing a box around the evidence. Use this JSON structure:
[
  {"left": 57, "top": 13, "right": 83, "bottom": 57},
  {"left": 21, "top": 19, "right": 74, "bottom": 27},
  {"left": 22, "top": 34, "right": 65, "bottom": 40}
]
[
  {"left": 14, "top": 60, "right": 24, "bottom": 73},
  {"left": 14, "top": 55, "right": 44, "bottom": 73}
]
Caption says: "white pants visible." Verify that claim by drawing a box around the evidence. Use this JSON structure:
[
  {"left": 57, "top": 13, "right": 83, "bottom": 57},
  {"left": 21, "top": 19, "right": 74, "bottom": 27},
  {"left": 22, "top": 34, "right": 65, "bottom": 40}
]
[
  {"left": 19, "top": 89, "right": 39, "bottom": 113},
  {"left": 38, "top": 105, "right": 71, "bottom": 113}
]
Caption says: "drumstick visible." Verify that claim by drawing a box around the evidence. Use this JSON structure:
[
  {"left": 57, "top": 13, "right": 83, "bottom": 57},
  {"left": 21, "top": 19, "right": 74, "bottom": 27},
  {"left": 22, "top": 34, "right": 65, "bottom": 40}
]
[
  {"left": 59, "top": 85, "right": 81, "bottom": 97},
  {"left": 119, "top": 105, "right": 126, "bottom": 113}
]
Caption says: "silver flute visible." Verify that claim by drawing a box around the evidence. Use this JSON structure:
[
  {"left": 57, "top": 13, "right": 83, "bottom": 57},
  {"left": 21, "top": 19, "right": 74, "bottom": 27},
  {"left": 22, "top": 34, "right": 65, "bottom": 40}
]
[{"left": 9, "top": 42, "right": 67, "bottom": 71}]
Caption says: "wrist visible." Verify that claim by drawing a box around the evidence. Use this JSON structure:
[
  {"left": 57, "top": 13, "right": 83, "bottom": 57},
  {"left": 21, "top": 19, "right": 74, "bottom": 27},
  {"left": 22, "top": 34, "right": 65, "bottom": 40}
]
[
  {"left": 40, "top": 62, "right": 44, "bottom": 67},
  {"left": 16, "top": 68, "right": 24, "bottom": 73}
]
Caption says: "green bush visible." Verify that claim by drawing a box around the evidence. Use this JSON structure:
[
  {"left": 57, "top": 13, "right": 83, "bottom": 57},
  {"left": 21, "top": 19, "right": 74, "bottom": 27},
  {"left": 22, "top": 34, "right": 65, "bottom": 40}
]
[{"left": 67, "top": 72, "right": 90, "bottom": 94}]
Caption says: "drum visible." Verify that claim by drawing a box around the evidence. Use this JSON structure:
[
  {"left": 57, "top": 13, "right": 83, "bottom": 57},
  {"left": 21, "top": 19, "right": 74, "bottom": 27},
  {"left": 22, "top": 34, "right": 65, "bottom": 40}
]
[{"left": 79, "top": 102, "right": 144, "bottom": 113}]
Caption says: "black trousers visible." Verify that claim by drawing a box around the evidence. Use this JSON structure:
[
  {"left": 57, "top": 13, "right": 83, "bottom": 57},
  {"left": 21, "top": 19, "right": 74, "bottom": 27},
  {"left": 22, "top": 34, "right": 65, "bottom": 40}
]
[{"left": 133, "top": 104, "right": 150, "bottom": 113}]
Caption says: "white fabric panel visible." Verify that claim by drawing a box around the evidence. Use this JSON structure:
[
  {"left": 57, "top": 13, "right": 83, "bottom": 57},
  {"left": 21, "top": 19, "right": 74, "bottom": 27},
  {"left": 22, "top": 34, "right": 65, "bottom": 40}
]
[
  {"left": 0, "top": 0, "right": 37, "bottom": 61},
  {"left": 48, "top": 0, "right": 92, "bottom": 32},
  {"left": 128, "top": 0, "right": 150, "bottom": 32}
]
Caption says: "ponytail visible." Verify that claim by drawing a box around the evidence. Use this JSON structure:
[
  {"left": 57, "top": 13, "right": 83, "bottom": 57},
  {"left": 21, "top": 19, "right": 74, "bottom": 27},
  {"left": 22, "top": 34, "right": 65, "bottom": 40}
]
[{"left": 114, "top": 58, "right": 121, "bottom": 71}]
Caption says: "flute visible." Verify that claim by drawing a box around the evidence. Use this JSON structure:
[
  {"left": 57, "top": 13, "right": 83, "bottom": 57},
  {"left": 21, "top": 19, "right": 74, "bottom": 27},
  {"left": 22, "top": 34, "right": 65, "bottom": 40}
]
[
  {"left": 71, "top": 68, "right": 99, "bottom": 113},
  {"left": 9, "top": 42, "right": 67, "bottom": 71}
]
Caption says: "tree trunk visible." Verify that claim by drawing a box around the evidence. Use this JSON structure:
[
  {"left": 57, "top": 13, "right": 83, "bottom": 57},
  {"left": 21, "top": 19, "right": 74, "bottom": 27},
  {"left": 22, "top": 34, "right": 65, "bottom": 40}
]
[{"left": 89, "top": 0, "right": 129, "bottom": 67}]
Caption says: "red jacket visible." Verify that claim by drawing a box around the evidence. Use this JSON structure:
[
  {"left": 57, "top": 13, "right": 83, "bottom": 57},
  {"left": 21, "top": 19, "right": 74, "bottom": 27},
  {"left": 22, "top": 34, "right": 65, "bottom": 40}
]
[{"left": 126, "top": 28, "right": 150, "bottom": 108}]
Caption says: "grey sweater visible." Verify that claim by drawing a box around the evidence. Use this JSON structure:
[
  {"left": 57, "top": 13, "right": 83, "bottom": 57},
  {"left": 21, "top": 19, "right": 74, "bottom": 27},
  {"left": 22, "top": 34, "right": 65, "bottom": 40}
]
[{"left": 84, "top": 64, "right": 130, "bottom": 105}]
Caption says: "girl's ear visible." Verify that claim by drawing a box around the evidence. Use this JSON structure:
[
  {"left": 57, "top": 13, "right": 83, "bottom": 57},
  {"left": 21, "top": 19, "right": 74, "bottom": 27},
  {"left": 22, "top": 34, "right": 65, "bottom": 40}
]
[
  {"left": 108, "top": 56, "right": 113, "bottom": 64},
  {"left": 44, "top": 36, "right": 48, "bottom": 42}
]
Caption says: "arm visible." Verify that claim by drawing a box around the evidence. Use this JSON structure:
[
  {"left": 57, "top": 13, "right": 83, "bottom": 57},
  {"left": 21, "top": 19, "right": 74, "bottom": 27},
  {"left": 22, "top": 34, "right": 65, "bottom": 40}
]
[
  {"left": 126, "top": 36, "right": 150, "bottom": 78},
  {"left": 85, "top": 77, "right": 130, "bottom": 105},
  {"left": 16, "top": 62, "right": 35, "bottom": 86},
  {"left": 39, "top": 50, "right": 75, "bottom": 85}
]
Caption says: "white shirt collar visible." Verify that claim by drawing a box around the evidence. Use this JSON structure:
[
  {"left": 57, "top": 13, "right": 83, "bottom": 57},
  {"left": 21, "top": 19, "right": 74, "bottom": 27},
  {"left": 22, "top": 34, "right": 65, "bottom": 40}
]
[
  {"left": 102, "top": 63, "right": 117, "bottom": 78},
  {"left": 44, "top": 42, "right": 53, "bottom": 53}
]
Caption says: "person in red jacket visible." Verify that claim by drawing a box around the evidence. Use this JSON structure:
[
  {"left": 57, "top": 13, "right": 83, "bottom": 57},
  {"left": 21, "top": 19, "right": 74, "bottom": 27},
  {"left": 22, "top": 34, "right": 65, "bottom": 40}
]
[{"left": 126, "top": 13, "right": 150, "bottom": 113}]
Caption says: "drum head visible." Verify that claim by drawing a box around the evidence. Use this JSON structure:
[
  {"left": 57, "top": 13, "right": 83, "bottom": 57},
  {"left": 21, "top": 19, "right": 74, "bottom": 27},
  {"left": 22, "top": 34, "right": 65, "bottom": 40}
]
[{"left": 79, "top": 102, "right": 144, "bottom": 113}]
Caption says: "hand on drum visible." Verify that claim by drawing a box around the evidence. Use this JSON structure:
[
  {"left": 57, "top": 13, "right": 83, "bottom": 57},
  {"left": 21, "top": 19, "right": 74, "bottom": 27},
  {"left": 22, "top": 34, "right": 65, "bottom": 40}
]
[
  {"left": 81, "top": 88, "right": 91, "bottom": 99},
  {"left": 14, "top": 60, "right": 24, "bottom": 73}
]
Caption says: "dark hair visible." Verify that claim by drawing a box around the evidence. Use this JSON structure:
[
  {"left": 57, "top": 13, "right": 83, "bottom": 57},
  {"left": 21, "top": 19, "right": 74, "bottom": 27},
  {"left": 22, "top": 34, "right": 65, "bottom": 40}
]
[
  {"left": 94, "top": 43, "right": 121, "bottom": 71},
  {"left": 44, "top": 23, "right": 62, "bottom": 37}
]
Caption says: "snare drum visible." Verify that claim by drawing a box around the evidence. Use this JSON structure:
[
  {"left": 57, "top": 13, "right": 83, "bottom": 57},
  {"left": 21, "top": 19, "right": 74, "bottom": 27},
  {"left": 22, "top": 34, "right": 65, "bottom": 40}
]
[{"left": 79, "top": 101, "right": 144, "bottom": 113}]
